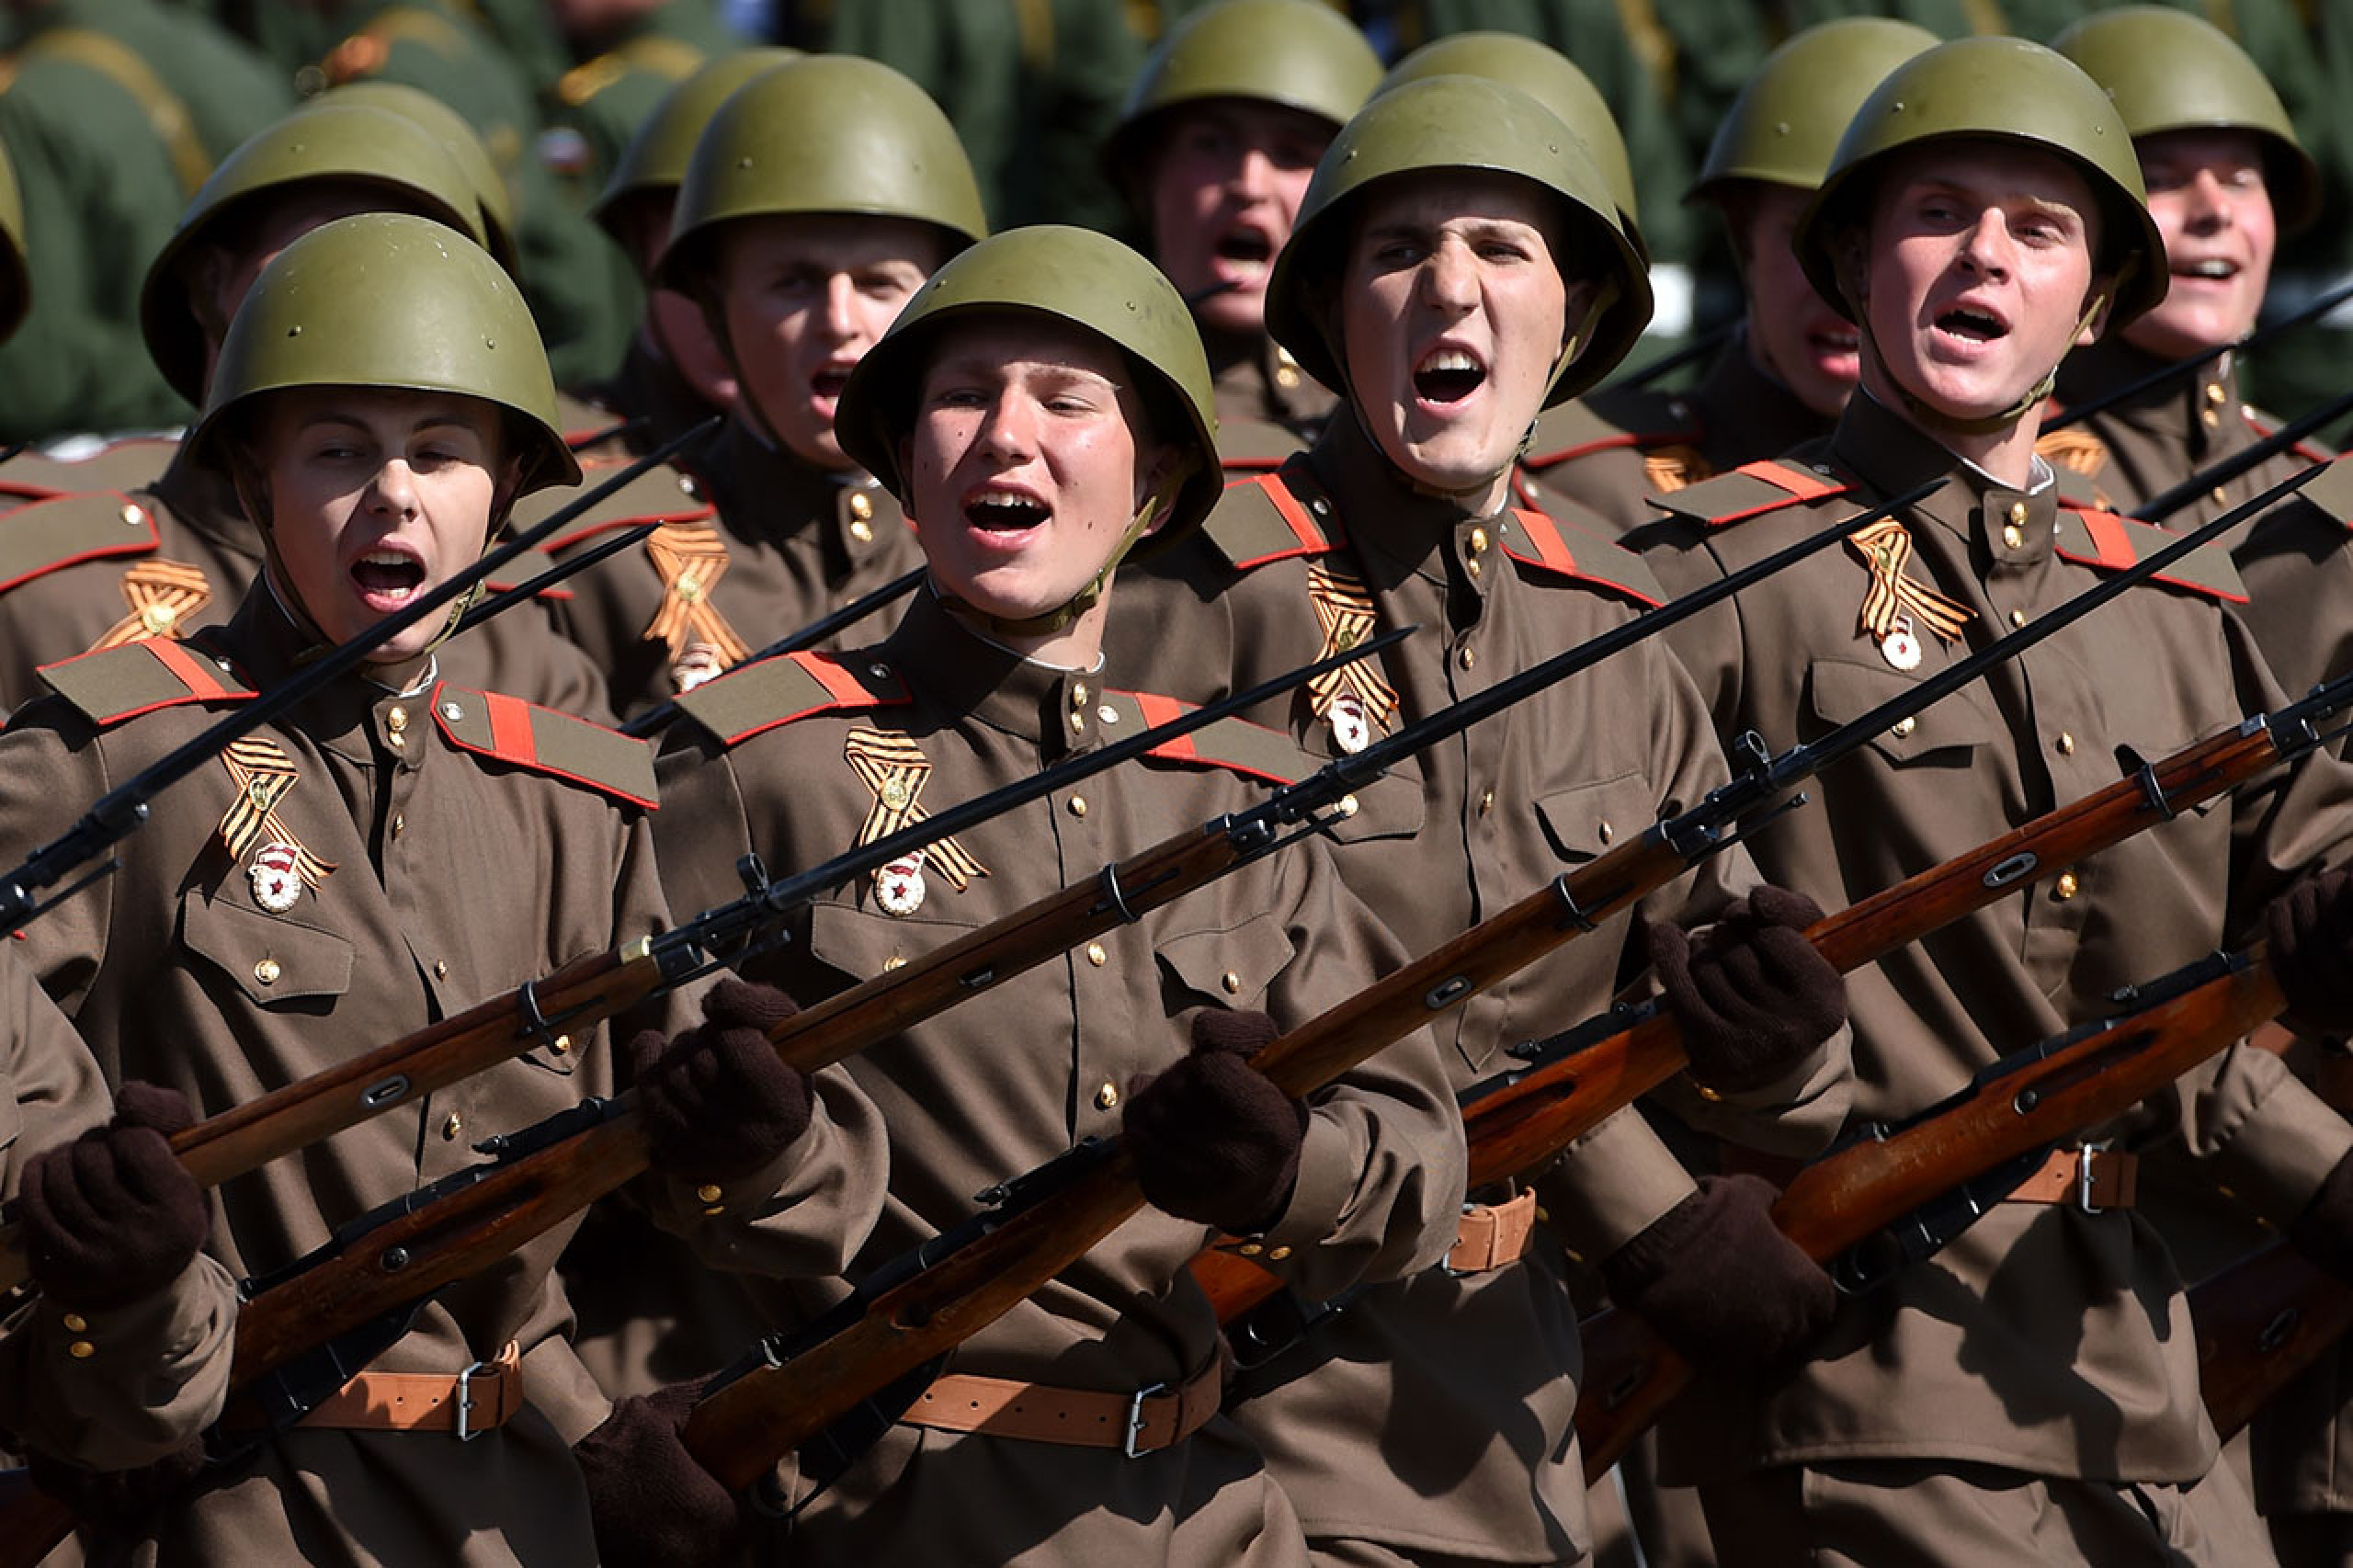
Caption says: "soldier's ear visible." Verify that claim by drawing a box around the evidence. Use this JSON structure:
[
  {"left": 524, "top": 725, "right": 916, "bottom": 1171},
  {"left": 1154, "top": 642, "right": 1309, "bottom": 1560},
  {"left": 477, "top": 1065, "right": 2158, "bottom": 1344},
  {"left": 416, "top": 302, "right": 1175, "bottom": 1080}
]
[{"left": 2077, "top": 278, "right": 2117, "bottom": 346}]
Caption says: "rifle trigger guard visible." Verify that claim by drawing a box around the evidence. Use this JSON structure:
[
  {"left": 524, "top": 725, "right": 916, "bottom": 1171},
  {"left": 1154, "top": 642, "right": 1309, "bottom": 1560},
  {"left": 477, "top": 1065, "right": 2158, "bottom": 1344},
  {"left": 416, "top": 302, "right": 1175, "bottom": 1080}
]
[
  {"left": 1548, "top": 873, "right": 1599, "bottom": 934},
  {"left": 2117, "top": 747, "right": 2175, "bottom": 822},
  {"left": 515, "top": 978, "right": 558, "bottom": 1050}
]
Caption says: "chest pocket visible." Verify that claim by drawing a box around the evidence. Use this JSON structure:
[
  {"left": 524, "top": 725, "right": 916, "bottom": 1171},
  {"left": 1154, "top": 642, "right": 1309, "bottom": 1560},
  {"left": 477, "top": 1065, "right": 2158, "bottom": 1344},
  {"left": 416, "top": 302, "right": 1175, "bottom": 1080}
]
[
  {"left": 804, "top": 897, "right": 982, "bottom": 990},
  {"left": 1155, "top": 909, "right": 1297, "bottom": 1013},
  {"left": 179, "top": 892, "right": 354, "bottom": 1007},
  {"left": 1313, "top": 753, "right": 1426, "bottom": 846},
  {"left": 1533, "top": 771, "right": 1656, "bottom": 864},
  {"left": 1806, "top": 657, "right": 2004, "bottom": 767}
]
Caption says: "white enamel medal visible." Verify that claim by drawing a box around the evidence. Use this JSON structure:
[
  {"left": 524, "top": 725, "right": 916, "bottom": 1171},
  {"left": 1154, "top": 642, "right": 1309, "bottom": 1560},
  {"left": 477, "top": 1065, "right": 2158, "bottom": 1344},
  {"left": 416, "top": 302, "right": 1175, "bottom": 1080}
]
[{"left": 248, "top": 842, "right": 304, "bottom": 913}]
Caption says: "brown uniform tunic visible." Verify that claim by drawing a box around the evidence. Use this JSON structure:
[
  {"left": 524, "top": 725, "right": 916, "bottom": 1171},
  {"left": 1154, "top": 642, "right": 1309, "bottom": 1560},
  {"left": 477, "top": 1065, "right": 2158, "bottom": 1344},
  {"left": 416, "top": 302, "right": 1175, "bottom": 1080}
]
[
  {"left": 1107, "top": 415, "right": 1853, "bottom": 1563},
  {"left": 2043, "top": 338, "right": 2334, "bottom": 532},
  {"left": 0, "top": 947, "right": 239, "bottom": 1473},
  {"left": 1207, "top": 329, "right": 1338, "bottom": 476},
  {"left": 0, "top": 588, "right": 882, "bottom": 1565},
  {"left": 1627, "top": 392, "right": 2353, "bottom": 1560},
  {"left": 1521, "top": 336, "right": 1834, "bottom": 536},
  {"left": 0, "top": 445, "right": 615, "bottom": 720},
  {"left": 652, "top": 589, "right": 1465, "bottom": 1566},
  {"left": 549, "top": 414, "right": 924, "bottom": 720}
]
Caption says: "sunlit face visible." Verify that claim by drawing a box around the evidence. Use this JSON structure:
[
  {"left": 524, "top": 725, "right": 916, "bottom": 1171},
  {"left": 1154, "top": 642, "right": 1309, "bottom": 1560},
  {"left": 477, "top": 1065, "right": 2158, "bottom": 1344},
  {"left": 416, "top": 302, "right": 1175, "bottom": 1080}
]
[
  {"left": 1143, "top": 98, "right": 1330, "bottom": 337},
  {"left": 716, "top": 213, "right": 942, "bottom": 470},
  {"left": 1338, "top": 172, "right": 1586, "bottom": 503},
  {"left": 2125, "top": 128, "right": 2274, "bottom": 361},
  {"left": 247, "top": 387, "right": 509, "bottom": 672},
  {"left": 1847, "top": 143, "right": 2104, "bottom": 425},
  {"left": 1728, "top": 182, "right": 1861, "bottom": 417},
  {"left": 900, "top": 317, "right": 1173, "bottom": 635}
]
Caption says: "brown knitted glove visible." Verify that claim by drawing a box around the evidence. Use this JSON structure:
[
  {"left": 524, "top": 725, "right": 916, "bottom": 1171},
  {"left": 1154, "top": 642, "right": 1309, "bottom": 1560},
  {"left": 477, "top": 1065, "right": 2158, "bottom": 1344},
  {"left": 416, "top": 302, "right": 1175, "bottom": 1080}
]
[
  {"left": 1649, "top": 886, "right": 1847, "bottom": 1094},
  {"left": 19, "top": 1082, "right": 208, "bottom": 1310},
  {"left": 1602, "top": 1174, "right": 1837, "bottom": 1378},
  {"left": 628, "top": 980, "right": 812, "bottom": 1183},
  {"left": 1125, "top": 1010, "right": 1307, "bottom": 1233}
]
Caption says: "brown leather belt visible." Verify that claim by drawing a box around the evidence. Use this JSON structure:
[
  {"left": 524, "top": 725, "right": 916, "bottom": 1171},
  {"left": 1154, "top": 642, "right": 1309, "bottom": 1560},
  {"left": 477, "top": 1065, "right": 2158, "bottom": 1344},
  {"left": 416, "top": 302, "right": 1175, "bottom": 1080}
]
[
  {"left": 903, "top": 1360, "right": 1221, "bottom": 1457},
  {"left": 224, "top": 1340, "right": 525, "bottom": 1439},
  {"left": 2002, "top": 1145, "right": 2139, "bottom": 1211},
  {"left": 1446, "top": 1187, "right": 1540, "bottom": 1275}
]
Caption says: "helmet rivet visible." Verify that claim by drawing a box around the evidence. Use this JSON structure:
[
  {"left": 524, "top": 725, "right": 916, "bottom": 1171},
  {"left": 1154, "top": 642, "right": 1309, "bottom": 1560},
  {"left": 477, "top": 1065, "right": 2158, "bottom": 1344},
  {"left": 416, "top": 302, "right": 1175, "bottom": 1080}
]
[
  {"left": 737, "top": 155, "right": 753, "bottom": 169},
  {"left": 483, "top": 338, "right": 496, "bottom": 349}
]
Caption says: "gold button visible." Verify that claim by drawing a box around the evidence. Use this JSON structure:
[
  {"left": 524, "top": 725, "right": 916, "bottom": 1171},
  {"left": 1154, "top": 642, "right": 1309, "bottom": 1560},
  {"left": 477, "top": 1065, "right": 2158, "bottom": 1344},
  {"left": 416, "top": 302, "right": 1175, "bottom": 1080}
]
[
  {"left": 2054, "top": 871, "right": 2080, "bottom": 901},
  {"left": 67, "top": 1340, "right": 93, "bottom": 1359},
  {"left": 2009, "top": 608, "right": 2028, "bottom": 629},
  {"left": 1238, "top": 1241, "right": 1264, "bottom": 1256},
  {"left": 2202, "top": 407, "right": 2221, "bottom": 428},
  {"left": 551, "top": 1034, "right": 572, "bottom": 1055},
  {"left": 676, "top": 473, "right": 699, "bottom": 496},
  {"left": 696, "top": 1183, "right": 723, "bottom": 1204},
  {"left": 387, "top": 730, "right": 405, "bottom": 754},
  {"left": 61, "top": 1312, "right": 86, "bottom": 1333},
  {"left": 1274, "top": 364, "right": 1302, "bottom": 390},
  {"left": 1067, "top": 795, "right": 1087, "bottom": 818},
  {"left": 1468, "top": 526, "right": 1489, "bottom": 554},
  {"left": 1478, "top": 788, "right": 1495, "bottom": 816},
  {"left": 1267, "top": 1244, "right": 1292, "bottom": 1261},
  {"left": 1071, "top": 682, "right": 1089, "bottom": 705},
  {"left": 1892, "top": 716, "right": 1916, "bottom": 738},
  {"left": 2001, "top": 525, "right": 2023, "bottom": 550},
  {"left": 848, "top": 518, "right": 874, "bottom": 544},
  {"left": 2211, "top": 486, "right": 2228, "bottom": 506},
  {"left": 1597, "top": 820, "right": 1614, "bottom": 845},
  {"left": 434, "top": 959, "right": 450, "bottom": 980},
  {"left": 2206, "top": 382, "right": 2228, "bottom": 405},
  {"left": 849, "top": 492, "right": 875, "bottom": 520},
  {"left": 392, "top": 812, "right": 407, "bottom": 837},
  {"left": 1086, "top": 942, "right": 1107, "bottom": 967},
  {"left": 1337, "top": 793, "right": 1358, "bottom": 817},
  {"left": 1466, "top": 555, "right": 1483, "bottom": 579},
  {"left": 441, "top": 1111, "right": 463, "bottom": 1140},
  {"left": 386, "top": 705, "right": 408, "bottom": 732},
  {"left": 1458, "top": 645, "right": 1476, "bottom": 671},
  {"left": 882, "top": 954, "right": 906, "bottom": 971},
  {"left": 2007, "top": 501, "right": 2028, "bottom": 527},
  {"left": 1068, "top": 708, "right": 1086, "bottom": 734},
  {"left": 1222, "top": 971, "right": 1243, "bottom": 994},
  {"left": 253, "top": 957, "right": 280, "bottom": 985},
  {"left": 1095, "top": 1081, "right": 1120, "bottom": 1110},
  {"left": 2055, "top": 732, "right": 2075, "bottom": 756}
]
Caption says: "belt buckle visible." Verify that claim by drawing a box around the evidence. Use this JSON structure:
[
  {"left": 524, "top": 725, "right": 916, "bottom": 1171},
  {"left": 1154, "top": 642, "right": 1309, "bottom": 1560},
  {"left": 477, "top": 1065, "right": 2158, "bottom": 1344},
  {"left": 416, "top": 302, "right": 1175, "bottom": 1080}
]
[
  {"left": 1122, "top": 1381, "right": 1170, "bottom": 1460},
  {"left": 453, "top": 1356, "right": 497, "bottom": 1442},
  {"left": 2076, "top": 1141, "right": 2111, "bottom": 1216}
]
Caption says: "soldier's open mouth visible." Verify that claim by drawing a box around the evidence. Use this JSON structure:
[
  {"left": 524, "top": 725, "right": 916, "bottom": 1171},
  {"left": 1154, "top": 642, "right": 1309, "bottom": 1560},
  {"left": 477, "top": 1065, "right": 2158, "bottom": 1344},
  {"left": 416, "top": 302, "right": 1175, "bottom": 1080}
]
[
  {"left": 810, "top": 367, "right": 853, "bottom": 401},
  {"left": 1414, "top": 347, "right": 1486, "bottom": 404},
  {"left": 965, "top": 488, "right": 1049, "bottom": 531},
  {"left": 2173, "top": 257, "right": 2240, "bottom": 281},
  {"left": 351, "top": 549, "right": 426, "bottom": 604},
  {"left": 1215, "top": 225, "right": 1274, "bottom": 277},
  {"left": 1935, "top": 308, "right": 2006, "bottom": 343}
]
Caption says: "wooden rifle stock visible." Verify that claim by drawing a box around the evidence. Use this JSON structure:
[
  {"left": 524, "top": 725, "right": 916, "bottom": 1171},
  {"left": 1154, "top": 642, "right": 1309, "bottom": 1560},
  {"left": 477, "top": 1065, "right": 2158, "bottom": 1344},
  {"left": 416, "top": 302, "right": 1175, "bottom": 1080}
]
[
  {"left": 679, "top": 831, "right": 1696, "bottom": 1492},
  {"left": 1574, "top": 947, "right": 2286, "bottom": 1480},
  {"left": 2194, "top": 1242, "right": 2353, "bottom": 1443}
]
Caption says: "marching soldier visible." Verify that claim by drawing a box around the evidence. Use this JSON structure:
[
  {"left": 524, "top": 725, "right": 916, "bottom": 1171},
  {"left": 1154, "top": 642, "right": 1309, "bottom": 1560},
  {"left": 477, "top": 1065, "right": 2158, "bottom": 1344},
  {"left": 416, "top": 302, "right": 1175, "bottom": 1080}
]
[
  {"left": 0, "top": 100, "right": 611, "bottom": 718},
  {"left": 1627, "top": 39, "right": 2353, "bottom": 1563},
  {"left": 552, "top": 53, "right": 981, "bottom": 716},
  {"left": 1110, "top": 75, "right": 1853, "bottom": 1566},
  {"left": 2042, "top": 7, "right": 2331, "bottom": 530},
  {"left": 7, "top": 0, "right": 292, "bottom": 169},
  {"left": 0, "top": 212, "right": 882, "bottom": 1563},
  {"left": 1101, "top": 0, "right": 1381, "bottom": 466},
  {"left": 1522, "top": 19, "right": 1938, "bottom": 531},
  {"left": 647, "top": 223, "right": 1464, "bottom": 1562}
]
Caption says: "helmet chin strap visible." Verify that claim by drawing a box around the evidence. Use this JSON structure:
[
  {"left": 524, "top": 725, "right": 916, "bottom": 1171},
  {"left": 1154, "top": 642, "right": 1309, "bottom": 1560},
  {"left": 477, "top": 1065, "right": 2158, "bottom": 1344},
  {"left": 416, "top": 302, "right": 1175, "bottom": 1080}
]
[{"left": 935, "top": 456, "right": 1197, "bottom": 640}]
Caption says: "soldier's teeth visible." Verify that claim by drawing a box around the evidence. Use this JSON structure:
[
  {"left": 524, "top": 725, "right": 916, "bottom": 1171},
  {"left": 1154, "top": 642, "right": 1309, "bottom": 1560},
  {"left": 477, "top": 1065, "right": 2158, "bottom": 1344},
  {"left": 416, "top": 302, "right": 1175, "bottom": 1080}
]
[
  {"left": 2181, "top": 259, "right": 2236, "bottom": 278},
  {"left": 1419, "top": 349, "right": 1481, "bottom": 374}
]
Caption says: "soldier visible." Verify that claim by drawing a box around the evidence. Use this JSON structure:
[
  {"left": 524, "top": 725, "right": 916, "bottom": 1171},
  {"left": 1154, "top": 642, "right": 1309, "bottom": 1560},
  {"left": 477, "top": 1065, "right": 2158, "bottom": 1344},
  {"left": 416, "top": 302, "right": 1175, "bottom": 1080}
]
[
  {"left": 648, "top": 222, "right": 1463, "bottom": 1562},
  {"left": 1521, "top": 19, "right": 1938, "bottom": 531},
  {"left": 0, "top": 212, "right": 881, "bottom": 1563},
  {"left": 1109, "top": 75, "right": 1853, "bottom": 1567},
  {"left": 0, "top": 100, "right": 611, "bottom": 718},
  {"left": 539, "top": 0, "right": 744, "bottom": 203},
  {"left": 585, "top": 47, "right": 796, "bottom": 453},
  {"left": 7, "top": 0, "right": 293, "bottom": 170},
  {"left": 1101, "top": 0, "right": 1381, "bottom": 467},
  {"left": 552, "top": 54, "right": 982, "bottom": 716},
  {"left": 2041, "top": 8, "right": 2329, "bottom": 530},
  {"left": 1624, "top": 38, "right": 2353, "bottom": 1564}
]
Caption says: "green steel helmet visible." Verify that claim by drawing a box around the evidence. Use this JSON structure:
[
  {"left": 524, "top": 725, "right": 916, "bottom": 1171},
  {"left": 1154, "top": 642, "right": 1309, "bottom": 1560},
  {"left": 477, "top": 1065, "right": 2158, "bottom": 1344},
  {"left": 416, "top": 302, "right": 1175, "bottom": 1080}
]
[
  {"left": 0, "top": 140, "right": 28, "bottom": 344},
  {"left": 188, "top": 213, "right": 580, "bottom": 496},
  {"left": 656, "top": 54, "right": 987, "bottom": 300},
  {"left": 1266, "top": 74, "right": 1652, "bottom": 409},
  {"left": 1797, "top": 37, "right": 2166, "bottom": 332},
  {"left": 1103, "top": 0, "right": 1381, "bottom": 185},
  {"left": 835, "top": 224, "right": 1221, "bottom": 557},
  {"left": 141, "top": 103, "right": 489, "bottom": 406},
  {"left": 1692, "top": 17, "right": 1938, "bottom": 203},
  {"left": 1378, "top": 32, "right": 1647, "bottom": 264},
  {"left": 316, "top": 82, "right": 522, "bottom": 273},
  {"left": 589, "top": 47, "right": 799, "bottom": 242},
  {"left": 2052, "top": 6, "right": 2319, "bottom": 233}
]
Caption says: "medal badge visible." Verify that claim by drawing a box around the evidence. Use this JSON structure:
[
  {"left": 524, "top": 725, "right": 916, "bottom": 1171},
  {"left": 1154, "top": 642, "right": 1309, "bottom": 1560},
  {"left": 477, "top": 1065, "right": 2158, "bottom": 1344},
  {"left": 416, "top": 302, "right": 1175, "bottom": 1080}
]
[
  {"left": 844, "top": 727, "right": 988, "bottom": 918},
  {"left": 1880, "top": 614, "right": 1923, "bottom": 672},
  {"left": 672, "top": 641, "right": 725, "bottom": 692},
  {"left": 1305, "top": 562, "right": 1398, "bottom": 757},
  {"left": 1327, "top": 690, "right": 1372, "bottom": 755},
  {"left": 875, "top": 853, "right": 926, "bottom": 917},
  {"left": 1846, "top": 518, "right": 1973, "bottom": 667},
  {"left": 248, "top": 842, "right": 304, "bottom": 912}
]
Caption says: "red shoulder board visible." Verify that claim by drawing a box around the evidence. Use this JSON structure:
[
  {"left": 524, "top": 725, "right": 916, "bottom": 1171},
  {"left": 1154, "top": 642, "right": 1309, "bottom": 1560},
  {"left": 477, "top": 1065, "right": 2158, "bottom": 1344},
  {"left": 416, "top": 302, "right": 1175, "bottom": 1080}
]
[
  {"left": 0, "top": 491, "right": 161, "bottom": 596},
  {"left": 534, "top": 460, "right": 712, "bottom": 552},
  {"left": 1521, "top": 391, "right": 1700, "bottom": 469},
  {"left": 670, "top": 648, "right": 913, "bottom": 748},
  {"left": 429, "top": 684, "right": 658, "bottom": 809},
  {"left": 1109, "top": 690, "right": 1308, "bottom": 786},
  {"left": 1199, "top": 471, "right": 1346, "bottom": 573},
  {"left": 2287, "top": 453, "right": 2353, "bottom": 531},
  {"left": 1498, "top": 507, "right": 1665, "bottom": 608},
  {"left": 2244, "top": 405, "right": 2335, "bottom": 467},
  {"left": 2052, "top": 503, "right": 2248, "bottom": 604},
  {"left": 1650, "top": 460, "right": 1852, "bottom": 527},
  {"left": 33, "top": 636, "right": 253, "bottom": 728}
]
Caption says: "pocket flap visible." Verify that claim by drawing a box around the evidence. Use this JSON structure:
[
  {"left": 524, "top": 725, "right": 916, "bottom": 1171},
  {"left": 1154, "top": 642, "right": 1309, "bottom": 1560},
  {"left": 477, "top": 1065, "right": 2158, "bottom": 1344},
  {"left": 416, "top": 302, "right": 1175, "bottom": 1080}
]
[
  {"left": 1533, "top": 771, "right": 1654, "bottom": 862},
  {"left": 805, "top": 896, "right": 980, "bottom": 986},
  {"left": 1807, "top": 656, "right": 2004, "bottom": 765},
  {"left": 1154, "top": 910, "right": 1297, "bottom": 1009},
  {"left": 179, "top": 893, "right": 354, "bottom": 1005}
]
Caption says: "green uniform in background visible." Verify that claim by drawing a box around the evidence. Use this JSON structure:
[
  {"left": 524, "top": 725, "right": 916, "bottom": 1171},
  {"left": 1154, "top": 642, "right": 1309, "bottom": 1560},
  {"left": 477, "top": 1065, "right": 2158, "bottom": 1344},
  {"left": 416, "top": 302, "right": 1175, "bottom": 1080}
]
[
  {"left": 545, "top": 0, "right": 742, "bottom": 194},
  {"left": 11, "top": 0, "right": 291, "bottom": 167}
]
